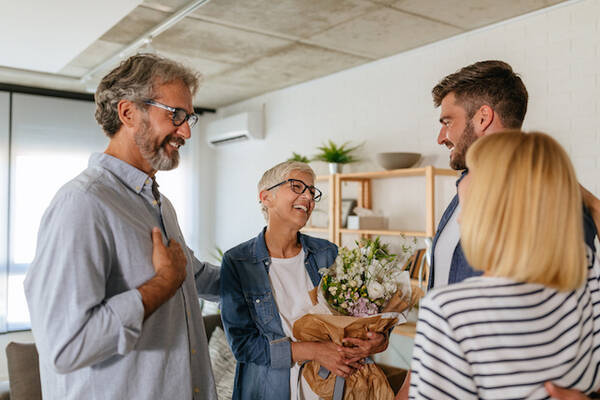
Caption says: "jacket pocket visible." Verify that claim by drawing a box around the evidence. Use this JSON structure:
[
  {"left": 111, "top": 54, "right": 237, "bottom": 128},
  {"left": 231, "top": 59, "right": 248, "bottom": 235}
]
[{"left": 245, "top": 292, "right": 274, "bottom": 326}]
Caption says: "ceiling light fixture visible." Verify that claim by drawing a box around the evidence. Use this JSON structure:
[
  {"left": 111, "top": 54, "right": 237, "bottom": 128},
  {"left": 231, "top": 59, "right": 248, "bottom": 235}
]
[{"left": 80, "top": 0, "right": 211, "bottom": 83}]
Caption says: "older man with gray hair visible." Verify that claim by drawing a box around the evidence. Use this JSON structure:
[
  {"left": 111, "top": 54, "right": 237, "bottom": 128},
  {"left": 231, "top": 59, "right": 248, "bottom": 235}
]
[{"left": 24, "top": 53, "right": 220, "bottom": 399}]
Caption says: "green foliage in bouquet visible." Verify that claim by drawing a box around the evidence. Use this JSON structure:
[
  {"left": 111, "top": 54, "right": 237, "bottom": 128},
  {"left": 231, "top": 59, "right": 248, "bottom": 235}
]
[
  {"left": 319, "top": 237, "right": 412, "bottom": 317},
  {"left": 313, "top": 140, "right": 362, "bottom": 164},
  {"left": 287, "top": 152, "right": 311, "bottom": 163}
]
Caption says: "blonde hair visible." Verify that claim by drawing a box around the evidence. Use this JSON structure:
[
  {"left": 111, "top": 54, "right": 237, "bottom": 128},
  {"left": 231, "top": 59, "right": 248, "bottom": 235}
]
[
  {"left": 258, "top": 161, "right": 316, "bottom": 221},
  {"left": 461, "top": 131, "right": 586, "bottom": 291}
]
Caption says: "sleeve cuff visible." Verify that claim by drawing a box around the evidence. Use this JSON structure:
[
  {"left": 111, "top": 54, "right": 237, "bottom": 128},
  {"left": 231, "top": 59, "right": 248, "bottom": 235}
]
[
  {"left": 106, "top": 289, "right": 144, "bottom": 355},
  {"left": 269, "top": 337, "right": 292, "bottom": 368}
]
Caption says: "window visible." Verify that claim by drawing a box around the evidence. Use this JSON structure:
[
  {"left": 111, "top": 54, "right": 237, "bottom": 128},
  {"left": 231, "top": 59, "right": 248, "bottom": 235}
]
[{"left": 7, "top": 93, "right": 106, "bottom": 330}]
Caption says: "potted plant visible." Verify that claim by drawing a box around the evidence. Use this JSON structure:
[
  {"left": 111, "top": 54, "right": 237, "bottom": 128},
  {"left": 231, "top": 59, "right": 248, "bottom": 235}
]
[
  {"left": 313, "top": 140, "right": 361, "bottom": 174},
  {"left": 287, "top": 152, "right": 311, "bottom": 163}
]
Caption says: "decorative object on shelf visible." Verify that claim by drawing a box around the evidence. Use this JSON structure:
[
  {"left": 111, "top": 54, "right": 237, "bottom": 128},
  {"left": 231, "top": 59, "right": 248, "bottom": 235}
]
[
  {"left": 376, "top": 152, "right": 421, "bottom": 170},
  {"left": 340, "top": 198, "right": 357, "bottom": 228},
  {"left": 403, "top": 248, "right": 429, "bottom": 289},
  {"left": 347, "top": 208, "right": 387, "bottom": 230},
  {"left": 286, "top": 152, "right": 311, "bottom": 163},
  {"left": 313, "top": 140, "right": 362, "bottom": 174}
]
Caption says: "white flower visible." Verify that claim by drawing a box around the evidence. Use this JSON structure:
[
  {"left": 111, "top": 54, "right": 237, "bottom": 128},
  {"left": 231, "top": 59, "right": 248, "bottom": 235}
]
[
  {"left": 341, "top": 302, "right": 348, "bottom": 309},
  {"left": 328, "top": 286, "right": 338, "bottom": 295},
  {"left": 349, "top": 280, "right": 357, "bottom": 288},
  {"left": 367, "top": 281, "right": 385, "bottom": 299},
  {"left": 384, "top": 281, "right": 397, "bottom": 295},
  {"left": 341, "top": 284, "right": 347, "bottom": 290}
]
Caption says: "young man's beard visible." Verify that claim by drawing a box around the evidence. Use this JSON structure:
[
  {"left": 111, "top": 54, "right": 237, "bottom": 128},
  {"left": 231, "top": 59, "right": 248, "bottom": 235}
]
[
  {"left": 134, "top": 119, "right": 181, "bottom": 171},
  {"left": 450, "top": 120, "right": 478, "bottom": 170}
]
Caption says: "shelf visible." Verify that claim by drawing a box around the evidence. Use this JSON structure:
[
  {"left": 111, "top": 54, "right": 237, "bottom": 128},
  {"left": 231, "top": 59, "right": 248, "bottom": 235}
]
[
  {"left": 392, "top": 322, "right": 416, "bottom": 338},
  {"left": 338, "top": 167, "right": 457, "bottom": 180},
  {"left": 338, "top": 228, "right": 429, "bottom": 237}
]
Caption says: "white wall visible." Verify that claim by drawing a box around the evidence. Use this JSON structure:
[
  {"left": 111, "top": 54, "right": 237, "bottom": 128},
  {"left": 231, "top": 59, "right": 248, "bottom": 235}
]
[{"left": 197, "top": 0, "right": 600, "bottom": 254}]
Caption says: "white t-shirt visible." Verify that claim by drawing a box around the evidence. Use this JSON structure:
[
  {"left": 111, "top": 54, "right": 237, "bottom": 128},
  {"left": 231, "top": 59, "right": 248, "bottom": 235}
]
[
  {"left": 433, "top": 203, "right": 461, "bottom": 288},
  {"left": 269, "top": 248, "right": 319, "bottom": 400}
]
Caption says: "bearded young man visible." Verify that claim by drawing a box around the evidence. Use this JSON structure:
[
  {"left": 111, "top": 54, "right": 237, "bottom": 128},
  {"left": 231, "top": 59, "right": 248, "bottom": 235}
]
[
  {"left": 24, "top": 54, "right": 220, "bottom": 399},
  {"left": 396, "top": 60, "right": 599, "bottom": 400}
]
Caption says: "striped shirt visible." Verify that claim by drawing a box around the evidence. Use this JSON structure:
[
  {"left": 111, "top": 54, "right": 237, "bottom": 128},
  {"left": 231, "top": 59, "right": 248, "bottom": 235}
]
[{"left": 409, "top": 248, "right": 600, "bottom": 399}]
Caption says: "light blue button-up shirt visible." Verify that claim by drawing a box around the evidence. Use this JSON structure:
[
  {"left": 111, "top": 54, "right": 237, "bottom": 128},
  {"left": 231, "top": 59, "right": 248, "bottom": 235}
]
[{"left": 24, "top": 153, "right": 220, "bottom": 400}]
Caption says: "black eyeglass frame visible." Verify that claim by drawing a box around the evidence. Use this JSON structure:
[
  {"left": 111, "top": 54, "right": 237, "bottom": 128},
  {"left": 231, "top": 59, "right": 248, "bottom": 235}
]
[
  {"left": 144, "top": 99, "right": 199, "bottom": 128},
  {"left": 266, "top": 179, "right": 322, "bottom": 202}
]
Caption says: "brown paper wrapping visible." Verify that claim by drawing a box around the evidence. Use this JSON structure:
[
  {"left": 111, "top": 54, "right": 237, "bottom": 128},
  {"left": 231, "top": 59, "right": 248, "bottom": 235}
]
[
  {"left": 293, "top": 314, "right": 398, "bottom": 400},
  {"left": 296, "top": 280, "right": 424, "bottom": 400}
]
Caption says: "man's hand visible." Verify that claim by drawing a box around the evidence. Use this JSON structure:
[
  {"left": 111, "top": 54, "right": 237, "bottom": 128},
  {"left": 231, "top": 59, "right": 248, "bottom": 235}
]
[
  {"left": 151, "top": 227, "right": 187, "bottom": 288},
  {"left": 545, "top": 382, "right": 590, "bottom": 399},
  {"left": 138, "top": 228, "right": 187, "bottom": 319},
  {"left": 395, "top": 370, "right": 410, "bottom": 400},
  {"left": 340, "top": 332, "right": 389, "bottom": 360}
]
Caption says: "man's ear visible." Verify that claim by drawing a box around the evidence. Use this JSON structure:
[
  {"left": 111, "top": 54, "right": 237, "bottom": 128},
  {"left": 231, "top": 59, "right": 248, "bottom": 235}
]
[
  {"left": 473, "top": 104, "right": 494, "bottom": 136},
  {"left": 117, "top": 99, "right": 140, "bottom": 129}
]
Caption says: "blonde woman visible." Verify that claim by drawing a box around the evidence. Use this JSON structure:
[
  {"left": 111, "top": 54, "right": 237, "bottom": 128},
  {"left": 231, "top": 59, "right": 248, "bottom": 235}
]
[{"left": 409, "top": 132, "right": 600, "bottom": 399}]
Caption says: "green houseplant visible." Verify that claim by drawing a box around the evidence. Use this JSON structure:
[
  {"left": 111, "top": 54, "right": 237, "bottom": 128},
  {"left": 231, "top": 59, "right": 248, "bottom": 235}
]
[
  {"left": 287, "top": 152, "right": 311, "bottom": 163},
  {"left": 314, "top": 140, "right": 361, "bottom": 173}
]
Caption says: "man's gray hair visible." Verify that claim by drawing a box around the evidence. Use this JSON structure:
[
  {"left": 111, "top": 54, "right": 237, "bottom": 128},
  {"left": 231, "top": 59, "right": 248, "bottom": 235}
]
[
  {"left": 258, "top": 161, "right": 316, "bottom": 221},
  {"left": 94, "top": 53, "right": 201, "bottom": 137}
]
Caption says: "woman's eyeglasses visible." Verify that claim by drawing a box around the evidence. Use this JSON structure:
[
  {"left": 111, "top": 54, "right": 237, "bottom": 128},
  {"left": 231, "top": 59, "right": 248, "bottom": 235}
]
[{"left": 266, "top": 179, "right": 322, "bottom": 202}]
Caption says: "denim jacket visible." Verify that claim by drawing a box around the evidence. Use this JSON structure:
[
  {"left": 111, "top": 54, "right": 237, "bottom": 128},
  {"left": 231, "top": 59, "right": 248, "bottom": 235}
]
[
  {"left": 429, "top": 171, "right": 598, "bottom": 290},
  {"left": 220, "top": 228, "right": 338, "bottom": 400}
]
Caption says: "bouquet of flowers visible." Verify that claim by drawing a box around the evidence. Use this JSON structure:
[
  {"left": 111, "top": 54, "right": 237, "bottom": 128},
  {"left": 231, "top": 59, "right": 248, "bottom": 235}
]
[
  {"left": 320, "top": 237, "right": 413, "bottom": 317},
  {"left": 293, "top": 238, "right": 422, "bottom": 400}
]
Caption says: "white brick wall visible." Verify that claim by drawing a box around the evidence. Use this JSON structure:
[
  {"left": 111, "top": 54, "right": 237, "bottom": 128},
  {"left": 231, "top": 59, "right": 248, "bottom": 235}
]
[{"left": 202, "top": 0, "right": 600, "bottom": 251}]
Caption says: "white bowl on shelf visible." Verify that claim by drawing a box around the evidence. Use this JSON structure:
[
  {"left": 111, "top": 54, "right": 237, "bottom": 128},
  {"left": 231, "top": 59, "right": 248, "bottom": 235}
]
[{"left": 376, "top": 152, "right": 421, "bottom": 170}]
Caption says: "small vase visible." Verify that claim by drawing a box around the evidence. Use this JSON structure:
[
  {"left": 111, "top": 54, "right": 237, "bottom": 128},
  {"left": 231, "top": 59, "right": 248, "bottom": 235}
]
[{"left": 328, "top": 163, "right": 342, "bottom": 174}]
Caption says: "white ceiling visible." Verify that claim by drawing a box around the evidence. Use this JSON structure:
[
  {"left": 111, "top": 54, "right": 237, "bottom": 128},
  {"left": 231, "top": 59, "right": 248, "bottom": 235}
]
[
  {"left": 0, "top": 0, "right": 568, "bottom": 109},
  {"left": 0, "top": 0, "right": 140, "bottom": 73}
]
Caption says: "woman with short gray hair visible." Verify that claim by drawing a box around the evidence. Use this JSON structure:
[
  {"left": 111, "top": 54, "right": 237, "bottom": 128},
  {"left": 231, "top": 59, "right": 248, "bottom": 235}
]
[{"left": 220, "top": 161, "right": 389, "bottom": 400}]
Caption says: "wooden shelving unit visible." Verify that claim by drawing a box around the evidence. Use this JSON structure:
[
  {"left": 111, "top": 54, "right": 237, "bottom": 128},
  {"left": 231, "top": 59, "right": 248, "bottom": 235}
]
[
  {"left": 303, "top": 166, "right": 457, "bottom": 339},
  {"left": 332, "top": 166, "right": 457, "bottom": 246},
  {"left": 303, "top": 166, "right": 457, "bottom": 245}
]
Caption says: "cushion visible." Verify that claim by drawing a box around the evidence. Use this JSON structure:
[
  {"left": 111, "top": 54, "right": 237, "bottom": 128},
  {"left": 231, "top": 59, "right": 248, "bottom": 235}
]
[
  {"left": 208, "top": 327, "right": 236, "bottom": 399},
  {"left": 5, "top": 342, "right": 42, "bottom": 400}
]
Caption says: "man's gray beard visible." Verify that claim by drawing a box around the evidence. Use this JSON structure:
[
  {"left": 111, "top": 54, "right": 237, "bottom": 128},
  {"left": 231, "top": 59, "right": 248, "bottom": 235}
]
[
  {"left": 450, "top": 120, "right": 477, "bottom": 170},
  {"left": 134, "top": 120, "right": 179, "bottom": 171}
]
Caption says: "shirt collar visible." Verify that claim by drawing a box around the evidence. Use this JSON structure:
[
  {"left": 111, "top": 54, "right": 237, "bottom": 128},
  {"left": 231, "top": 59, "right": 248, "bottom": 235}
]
[
  {"left": 89, "top": 152, "right": 153, "bottom": 194},
  {"left": 456, "top": 169, "right": 468, "bottom": 188}
]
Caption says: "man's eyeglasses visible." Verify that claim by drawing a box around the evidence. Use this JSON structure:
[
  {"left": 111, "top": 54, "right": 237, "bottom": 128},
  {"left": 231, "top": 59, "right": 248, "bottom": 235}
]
[
  {"left": 144, "top": 99, "right": 199, "bottom": 128},
  {"left": 266, "top": 179, "right": 322, "bottom": 202}
]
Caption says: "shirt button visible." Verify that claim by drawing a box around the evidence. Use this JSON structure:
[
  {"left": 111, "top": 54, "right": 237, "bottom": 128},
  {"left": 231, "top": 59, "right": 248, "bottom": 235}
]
[
  {"left": 187, "top": 311, "right": 191, "bottom": 318},
  {"left": 255, "top": 299, "right": 260, "bottom": 303},
  {"left": 152, "top": 200, "right": 157, "bottom": 206},
  {"left": 146, "top": 179, "right": 151, "bottom": 185},
  {"left": 192, "top": 348, "right": 196, "bottom": 354},
  {"left": 194, "top": 388, "right": 200, "bottom": 393},
  {"left": 135, "top": 186, "right": 140, "bottom": 191}
]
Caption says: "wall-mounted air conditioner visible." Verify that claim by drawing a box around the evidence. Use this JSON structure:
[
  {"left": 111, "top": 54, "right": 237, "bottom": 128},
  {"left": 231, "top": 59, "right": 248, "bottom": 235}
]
[{"left": 206, "top": 111, "right": 264, "bottom": 146}]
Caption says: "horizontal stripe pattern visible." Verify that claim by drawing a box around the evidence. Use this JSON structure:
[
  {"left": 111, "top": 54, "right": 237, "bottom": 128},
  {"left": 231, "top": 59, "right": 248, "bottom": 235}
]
[{"left": 409, "top": 247, "right": 600, "bottom": 399}]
